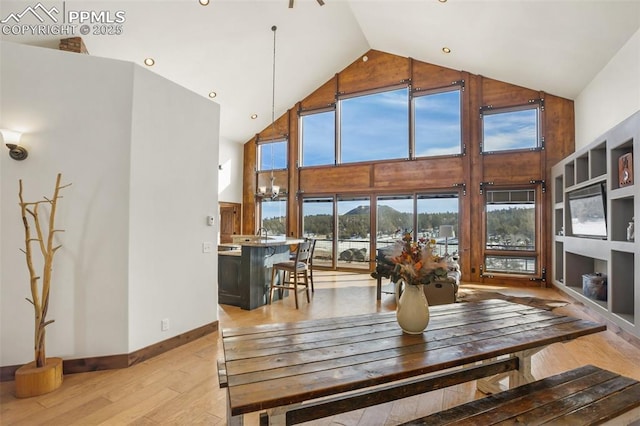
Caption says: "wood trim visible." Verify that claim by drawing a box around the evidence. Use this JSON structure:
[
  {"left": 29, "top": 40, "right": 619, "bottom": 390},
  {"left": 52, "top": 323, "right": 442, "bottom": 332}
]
[{"left": 0, "top": 321, "right": 218, "bottom": 382}]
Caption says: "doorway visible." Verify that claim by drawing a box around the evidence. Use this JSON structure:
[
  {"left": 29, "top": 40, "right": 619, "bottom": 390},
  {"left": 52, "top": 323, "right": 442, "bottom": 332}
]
[{"left": 219, "top": 202, "right": 241, "bottom": 244}]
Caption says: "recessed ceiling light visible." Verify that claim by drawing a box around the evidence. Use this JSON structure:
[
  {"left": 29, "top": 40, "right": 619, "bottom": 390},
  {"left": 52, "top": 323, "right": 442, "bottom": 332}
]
[
  {"left": 442, "top": 47, "right": 451, "bottom": 54},
  {"left": 144, "top": 57, "right": 155, "bottom": 66},
  {"left": 208, "top": 91, "right": 217, "bottom": 99},
  {"left": 251, "top": 114, "right": 258, "bottom": 119},
  {"left": 199, "top": 0, "right": 209, "bottom": 4},
  {"left": 362, "top": 55, "right": 368, "bottom": 62},
  {"left": 438, "top": 0, "right": 447, "bottom": 3}
]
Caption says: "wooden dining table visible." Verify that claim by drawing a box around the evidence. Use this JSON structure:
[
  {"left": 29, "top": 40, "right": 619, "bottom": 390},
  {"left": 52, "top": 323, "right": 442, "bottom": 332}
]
[{"left": 218, "top": 299, "right": 606, "bottom": 425}]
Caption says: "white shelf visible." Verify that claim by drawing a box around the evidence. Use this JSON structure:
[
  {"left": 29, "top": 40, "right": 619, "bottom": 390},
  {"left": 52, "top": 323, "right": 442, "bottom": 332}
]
[{"left": 551, "top": 110, "right": 639, "bottom": 339}]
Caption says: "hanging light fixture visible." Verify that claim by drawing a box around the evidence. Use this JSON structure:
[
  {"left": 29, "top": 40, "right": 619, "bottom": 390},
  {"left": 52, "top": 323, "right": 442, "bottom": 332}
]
[{"left": 257, "top": 25, "right": 282, "bottom": 200}]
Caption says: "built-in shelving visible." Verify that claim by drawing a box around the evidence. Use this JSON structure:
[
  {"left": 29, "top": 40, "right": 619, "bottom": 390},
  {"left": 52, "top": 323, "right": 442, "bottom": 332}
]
[{"left": 552, "top": 111, "right": 639, "bottom": 339}]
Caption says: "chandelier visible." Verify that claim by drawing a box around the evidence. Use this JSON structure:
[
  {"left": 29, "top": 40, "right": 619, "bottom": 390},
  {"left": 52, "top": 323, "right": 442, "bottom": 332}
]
[
  {"left": 289, "top": 0, "right": 324, "bottom": 7},
  {"left": 257, "top": 25, "right": 282, "bottom": 201}
]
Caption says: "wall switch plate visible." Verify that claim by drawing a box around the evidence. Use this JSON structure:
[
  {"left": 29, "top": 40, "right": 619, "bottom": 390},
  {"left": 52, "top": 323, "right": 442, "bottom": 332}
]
[
  {"left": 207, "top": 215, "right": 215, "bottom": 226},
  {"left": 161, "top": 318, "right": 169, "bottom": 331},
  {"left": 202, "top": 242, "right": 213, "bottom": 253}
]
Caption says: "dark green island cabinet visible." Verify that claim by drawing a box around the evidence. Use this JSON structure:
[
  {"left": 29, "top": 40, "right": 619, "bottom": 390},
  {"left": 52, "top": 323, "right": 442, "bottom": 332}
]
[{"left": 218, "top": 238, "right": 303, "bottom": 310}]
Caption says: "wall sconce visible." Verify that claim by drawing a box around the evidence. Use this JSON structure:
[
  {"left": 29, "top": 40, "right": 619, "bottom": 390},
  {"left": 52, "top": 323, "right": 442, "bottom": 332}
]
[
  {"left": 439, "top": 225, "right": 455, "bottom": 255},
  {"left": 1, "top": 129, "right": 28, "bottom": 161}
]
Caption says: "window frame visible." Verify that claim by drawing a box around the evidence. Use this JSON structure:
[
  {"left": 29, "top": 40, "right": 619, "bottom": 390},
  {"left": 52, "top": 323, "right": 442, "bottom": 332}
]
[
  {"left": 259, "top": 196, "right": 288, "bottom": 237},
  {"left": 482, "top": 185, "right": 542, "bottom": 277},
  {"left": 480, "top": 101, "right": 543, "bottom": 154},
  {"left": 337, "top": 84, "right": 410, "bottom": 165},
  {"left": 411, "top": 84, "right": 463, "bottom": 159},
  {"left": 257, "top": 137, "right": 288, "bottom": 172},
  {"left": 299, "top": 105, "right": 336, "bottom": 168}
]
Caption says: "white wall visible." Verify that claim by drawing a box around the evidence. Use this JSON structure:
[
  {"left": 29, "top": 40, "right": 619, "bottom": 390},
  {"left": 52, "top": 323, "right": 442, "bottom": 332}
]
[
  {"left": 128, "top": 67, "right": 219, "bottom": 351},
  {"left": 0, "top": 41, "right": 219, "bottom": 366},
  {"left": 1, "top": 42, "right": 132, "bottom": 365},
  {"left": 575, "top": 28, "right": 640, "bottom": 148},
  {"left": 218, "top": 137, "right": 244, "bottom": 204}
]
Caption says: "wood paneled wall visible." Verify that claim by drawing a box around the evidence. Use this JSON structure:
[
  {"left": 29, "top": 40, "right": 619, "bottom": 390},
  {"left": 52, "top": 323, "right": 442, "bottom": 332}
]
[{"left": 242, "top": 49, "right": 575, "bottom": 285}]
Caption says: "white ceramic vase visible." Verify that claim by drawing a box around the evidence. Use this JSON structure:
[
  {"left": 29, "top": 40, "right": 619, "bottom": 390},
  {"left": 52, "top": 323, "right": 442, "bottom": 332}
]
[{"left": 395, "top": 281, "right": 430, "bottom": 334}]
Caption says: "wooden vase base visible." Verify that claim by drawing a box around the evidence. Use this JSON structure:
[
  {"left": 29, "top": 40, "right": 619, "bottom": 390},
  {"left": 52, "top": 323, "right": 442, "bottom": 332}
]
[{"left": 15, "top": 357, "right": 63, "bottom": 398}]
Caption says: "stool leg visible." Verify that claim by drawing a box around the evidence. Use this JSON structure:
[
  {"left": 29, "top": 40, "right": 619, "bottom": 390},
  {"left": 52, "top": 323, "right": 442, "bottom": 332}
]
[
  {"left": 268, "top": 267, "right": 276, "bottom": 305},
  {"left": 304, "top": 268, "right": 310, "bottom": 303},
  {"left": 292, "top": 270, "right": 299, "bottom": 309}
]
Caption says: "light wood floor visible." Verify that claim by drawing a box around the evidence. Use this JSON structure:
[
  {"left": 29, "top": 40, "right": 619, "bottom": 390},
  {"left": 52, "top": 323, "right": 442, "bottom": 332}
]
[{"left": 2, "top": 272, "right": 640, "bottom": 425}]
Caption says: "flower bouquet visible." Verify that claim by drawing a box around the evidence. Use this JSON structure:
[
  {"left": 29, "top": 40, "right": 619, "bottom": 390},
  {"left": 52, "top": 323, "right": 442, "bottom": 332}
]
[{"left": 387, "top": 232, "right": 449, "bottom": 286}]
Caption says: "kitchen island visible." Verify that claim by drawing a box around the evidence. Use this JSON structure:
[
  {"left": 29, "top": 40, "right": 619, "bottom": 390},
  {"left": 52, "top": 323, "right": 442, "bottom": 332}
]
[{"left": 218, "top": 236, "right": 304, "bottom": 310}]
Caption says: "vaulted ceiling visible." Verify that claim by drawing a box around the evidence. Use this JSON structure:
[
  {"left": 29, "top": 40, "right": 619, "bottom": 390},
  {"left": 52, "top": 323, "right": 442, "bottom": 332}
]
[{"left": 2, "top": 0, "right": 639, "bottom": 143}]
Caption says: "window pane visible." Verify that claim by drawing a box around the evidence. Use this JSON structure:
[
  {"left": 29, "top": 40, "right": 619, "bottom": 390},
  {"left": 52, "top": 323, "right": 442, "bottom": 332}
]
[
  {"left": 301, "top": 111, "right": 335, "bottom": 167},
  {"left": 482, "top": 107, "right": 538, "bottom": 152},
  {"left": 302, "top": 197, "right": 334, "bottom": 268},
  {"left": 260, "top": 198, "right": 287, "bottom": 237},
  {"left": 259, "top": 140, "right": 287, "bottom": 171},
  {"left": 485, "top": 255, "right": 536, "bottom": 274},
  {"left": 337, "top": 197, "right": 370, "bottom": 269},
  {"left": 376, "top": 196, "right": 413, "bottom": 249},
  {"left": 414, "top": 90, "right": 461, "bottom": 157},
  {"left": 416, "top": 194, "right": 459, "bottom": 257},
  {"left": 485, "top": 190, "right": 535, "bottom": 251},
  {"left": 340, "top": 88, "right": 409, "bottom": 163}
]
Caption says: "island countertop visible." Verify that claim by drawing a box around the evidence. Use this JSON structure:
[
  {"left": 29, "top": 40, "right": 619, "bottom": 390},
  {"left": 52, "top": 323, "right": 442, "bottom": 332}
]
[{"left": 229, "top": 236, "right": 304, "bottom": 247}]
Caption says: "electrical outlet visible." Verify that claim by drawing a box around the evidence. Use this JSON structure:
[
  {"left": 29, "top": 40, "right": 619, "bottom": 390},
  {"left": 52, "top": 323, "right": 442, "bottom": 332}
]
[
  {"left": 161, "top": 318, "right": 169, "bottom": 331},
  {"left": 202, "top": 242, "right": 213, "bottom": 253}
]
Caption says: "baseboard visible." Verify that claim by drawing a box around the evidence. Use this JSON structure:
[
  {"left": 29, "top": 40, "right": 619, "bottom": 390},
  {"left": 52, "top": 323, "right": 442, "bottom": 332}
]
[
  {"left": 0, "top": 321, "right": 218, "bottom": 382},
  {"left": 550, "top": 284, "right": 640, "bottom": 350}
]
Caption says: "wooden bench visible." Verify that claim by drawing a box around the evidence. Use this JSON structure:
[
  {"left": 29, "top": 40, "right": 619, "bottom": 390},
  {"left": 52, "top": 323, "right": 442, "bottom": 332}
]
[
  {"left": 250, "top": 358, "right": 519, "bottom": 425},
  {"left": 401, "top": 364, "right": 640, "bottom": 425}
]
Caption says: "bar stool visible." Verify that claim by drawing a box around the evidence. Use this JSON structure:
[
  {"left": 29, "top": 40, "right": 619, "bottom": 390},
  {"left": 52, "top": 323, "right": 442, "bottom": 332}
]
[{"left": 268, "top": 240, "right": 312, "bottom": 309}]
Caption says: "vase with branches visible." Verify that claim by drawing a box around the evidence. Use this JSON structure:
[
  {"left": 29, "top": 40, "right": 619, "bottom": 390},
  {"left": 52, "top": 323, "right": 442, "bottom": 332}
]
[{"left": 15, "top": 173, "right": 70, "bottom": 397}]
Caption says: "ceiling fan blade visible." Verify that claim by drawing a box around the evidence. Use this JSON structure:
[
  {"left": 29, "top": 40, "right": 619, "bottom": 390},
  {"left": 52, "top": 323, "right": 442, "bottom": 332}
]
[
  {"left": 317, "top": 0, "right": 325, "bottom": 4},
  {"left": 289, "top": 0, "right": 294, "bottom": 8}
]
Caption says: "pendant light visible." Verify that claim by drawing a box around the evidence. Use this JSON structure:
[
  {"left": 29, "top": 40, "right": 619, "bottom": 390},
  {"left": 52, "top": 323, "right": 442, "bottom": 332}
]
[{"left": 257, "top": 25, "right": 281, "bottom": 200}]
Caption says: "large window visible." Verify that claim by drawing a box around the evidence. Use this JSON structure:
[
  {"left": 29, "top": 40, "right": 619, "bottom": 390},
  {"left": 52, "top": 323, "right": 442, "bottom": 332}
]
[
  {"left": 260, "top": 197, "right": 287, "bottom": 237},
  {"left": 416, "top": 194, "right": 459, "bottom": 257},
  {"left": 337, "top": 196, "right": 370, "bottom": 269},
  {"left": 375, "top": 193, "right": 459, "bottom": 256},
  {"left": 258, "top": 139, "right": 287, "bottom": 171},
  {"left": 301, "top": 109, "right": 335, "bottom": 167},
  {"left": 340, "top": 87, "right": 409, "bottom": 163},
  {"left": 484, "top": 188, "right": 537, "bottom": 274},
  {"left": 414, "top": 89, "right": 461, "bottom": 157},
  {"left": 481, "top": 105, "right": 540, "bottom": 153},
  {"left": 376, "top": 195, "right": 413, "bottom": 249},
  {"left": 302, "top": 197, "right": 334, "bottom": 268}
]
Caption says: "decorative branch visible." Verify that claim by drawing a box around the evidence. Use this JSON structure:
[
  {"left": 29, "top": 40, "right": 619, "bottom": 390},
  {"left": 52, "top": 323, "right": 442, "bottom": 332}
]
[{"left": 18, "top": 173, "right": 71, "bottom": 368}]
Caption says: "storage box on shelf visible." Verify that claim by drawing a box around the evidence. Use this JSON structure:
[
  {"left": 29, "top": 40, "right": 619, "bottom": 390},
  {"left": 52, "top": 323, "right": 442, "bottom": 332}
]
[{"left": 551, "top": 110, "right": 638, "bottom": 339}]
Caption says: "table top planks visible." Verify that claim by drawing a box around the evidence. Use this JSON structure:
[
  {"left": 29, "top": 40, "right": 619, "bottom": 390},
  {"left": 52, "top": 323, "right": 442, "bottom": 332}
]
[{"left": 220, "top": 299, "right": 606, "bottom": 416}]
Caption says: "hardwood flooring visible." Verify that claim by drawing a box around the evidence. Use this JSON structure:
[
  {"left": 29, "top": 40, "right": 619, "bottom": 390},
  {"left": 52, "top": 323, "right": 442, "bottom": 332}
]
[{"left": 2, "top": 272, "right": 639, "bottom": 425}]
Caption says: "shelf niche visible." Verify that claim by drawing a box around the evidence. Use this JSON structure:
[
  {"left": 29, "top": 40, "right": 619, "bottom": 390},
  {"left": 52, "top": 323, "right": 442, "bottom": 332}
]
[
  {"left": 565, "top": 252, "right": 608, "bottom": 309},
  {"left": 610, "top": 139, "right": 634, "bottom": 191},
  {"left": 611, "top": 250, "right": 635, "bottom": 325},
  {"left": 554, "top": 241, "right": 564, "bottom": 283},
  {"left": 610, "top": 196, "right": 635, "bottom": 243}
]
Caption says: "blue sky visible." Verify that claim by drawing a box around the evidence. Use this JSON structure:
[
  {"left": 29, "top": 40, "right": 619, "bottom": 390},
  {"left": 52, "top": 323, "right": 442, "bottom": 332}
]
[
  {"left": 275, "top": 86, "right": 538, "bottom": 170},
  {"left": 483, "top": 108, "right": 538, "bottom": 151}
]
